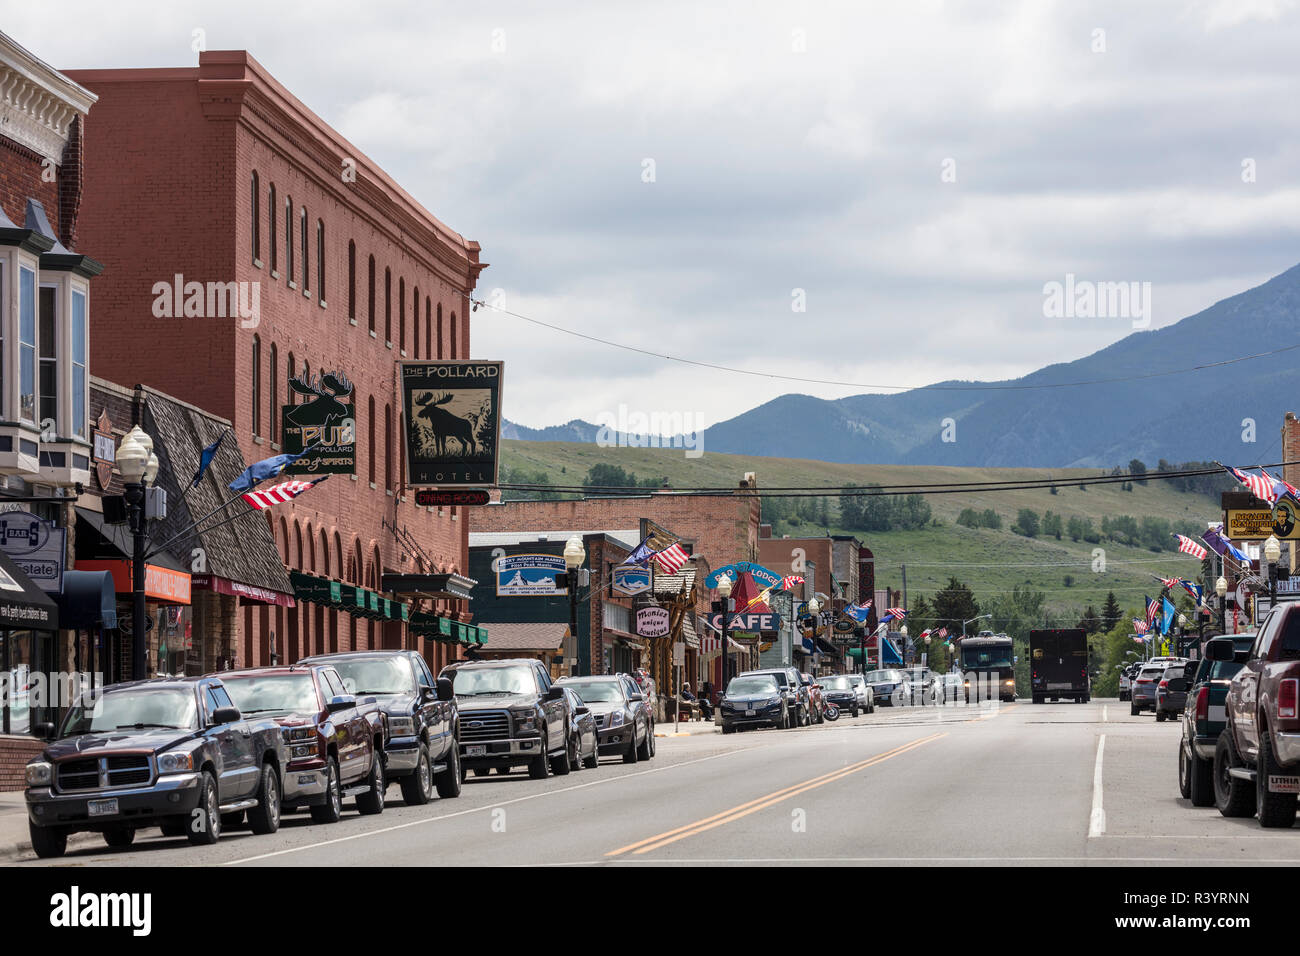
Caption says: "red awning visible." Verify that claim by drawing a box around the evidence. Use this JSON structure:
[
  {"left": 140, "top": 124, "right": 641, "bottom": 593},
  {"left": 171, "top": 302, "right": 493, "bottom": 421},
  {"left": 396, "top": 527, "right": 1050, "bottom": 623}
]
[{"left": 191, "top": 574, "right": 296, "bottom": 608}]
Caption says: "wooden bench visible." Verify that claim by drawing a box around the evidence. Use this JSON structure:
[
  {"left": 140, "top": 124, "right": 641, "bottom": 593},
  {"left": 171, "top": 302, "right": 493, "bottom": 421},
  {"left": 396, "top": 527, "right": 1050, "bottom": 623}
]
[{"left": 665, "top": 697, "right": 700, "bottom": 721}]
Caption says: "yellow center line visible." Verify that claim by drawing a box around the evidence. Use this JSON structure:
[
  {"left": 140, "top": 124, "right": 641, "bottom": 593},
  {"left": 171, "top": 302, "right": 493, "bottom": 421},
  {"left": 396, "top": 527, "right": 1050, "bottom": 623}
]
[{"left": 605, "top": 731, "right": 947, "bottom": 858}]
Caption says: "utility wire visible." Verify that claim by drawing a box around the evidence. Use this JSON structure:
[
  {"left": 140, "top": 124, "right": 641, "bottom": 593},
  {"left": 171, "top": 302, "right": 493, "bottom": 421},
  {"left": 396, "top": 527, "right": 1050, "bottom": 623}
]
[{"left": 475, "top": 297, "right": 1300, "bottom": 393}]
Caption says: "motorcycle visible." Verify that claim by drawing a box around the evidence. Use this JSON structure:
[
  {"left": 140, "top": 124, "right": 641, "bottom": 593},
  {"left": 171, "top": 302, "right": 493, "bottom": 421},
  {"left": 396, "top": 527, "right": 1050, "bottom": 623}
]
[{"left": 821, "top": 700, "right": 840, "bottom": 722}]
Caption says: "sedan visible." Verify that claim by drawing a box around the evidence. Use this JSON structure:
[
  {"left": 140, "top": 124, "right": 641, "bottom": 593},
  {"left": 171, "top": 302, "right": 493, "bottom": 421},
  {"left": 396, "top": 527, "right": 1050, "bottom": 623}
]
[
  {"left": 1154, "top": 663, "right": 1190, "bottom": 723},
  {"left": 1129, "top": 664, "right": 1166, "bottom": 715},
  {"left": 561, "top": 687, "right": 599, "bottom": 769},
  {"left": 556, "top": 676, "right": 651, "bottom": 764},
  {"left": 844, "top": 674, "right": 876, "bottom": 714},
  {"left": 864, "top": 669, "right": 908, "bottom": 706}
]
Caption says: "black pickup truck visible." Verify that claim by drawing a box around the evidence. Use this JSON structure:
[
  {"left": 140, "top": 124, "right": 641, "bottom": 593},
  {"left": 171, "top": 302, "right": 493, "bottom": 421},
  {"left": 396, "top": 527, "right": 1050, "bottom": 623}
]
[
  {"left": 24, "top": 677, "right": 288, "bottom": 858},
  {"left": 301, "top": 650, "right": 461, "bottom": 804}
]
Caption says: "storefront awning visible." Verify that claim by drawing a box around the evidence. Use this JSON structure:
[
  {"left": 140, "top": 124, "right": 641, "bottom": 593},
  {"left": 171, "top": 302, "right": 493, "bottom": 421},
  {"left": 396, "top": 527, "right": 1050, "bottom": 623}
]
[
  {"left": 410, "top": 611, "right": 487, "bottom": 646},
  {"left": 76, "top": 559, "right": 191, "bottom": 606},
  {"left": 381, "top": 572, "right": 476, "bottom": 601},
  {"left": 55, "top": 570, "right": 118, "bottom": 630},
  {"left": 0, "top": 547, "right": 58, "bottom": 630},
  {"left": 192, "top": 574, "right": 296, "bottom": 608}
]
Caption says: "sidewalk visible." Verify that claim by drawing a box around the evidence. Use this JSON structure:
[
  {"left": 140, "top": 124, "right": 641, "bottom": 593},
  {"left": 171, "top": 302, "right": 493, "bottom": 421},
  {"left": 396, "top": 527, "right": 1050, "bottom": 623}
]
[
  {"left": 655, "top": 717, "right": 719, "bottom": 737},
  {"left": 0, "top": 789, "right": 100, "bottom": 861}
]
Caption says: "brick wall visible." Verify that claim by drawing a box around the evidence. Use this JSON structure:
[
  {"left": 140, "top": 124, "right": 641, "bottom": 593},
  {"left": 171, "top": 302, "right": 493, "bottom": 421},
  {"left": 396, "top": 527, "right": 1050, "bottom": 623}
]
[
  {"left": 0, "top": 736, "right": 44, "bottom": 792},
  {"left": 0, "top": 134, "right": 61, "bottom": 232}
]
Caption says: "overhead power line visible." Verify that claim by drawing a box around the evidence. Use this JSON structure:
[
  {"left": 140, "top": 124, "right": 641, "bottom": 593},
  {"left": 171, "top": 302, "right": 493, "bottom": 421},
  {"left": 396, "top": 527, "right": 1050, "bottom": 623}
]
[{"left": 474, "top": 297, "right": 1300, "bottom": 393}]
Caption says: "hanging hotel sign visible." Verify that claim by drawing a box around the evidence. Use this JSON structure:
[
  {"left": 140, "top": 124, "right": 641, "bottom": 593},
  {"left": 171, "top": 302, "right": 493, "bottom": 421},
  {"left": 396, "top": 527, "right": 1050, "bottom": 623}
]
[
  {"left": 281, "top": 370, "right": 356, "bottom": 475},
  {"left": 400, "top": 361, "right": 502, "bottom": 487},
  {"left": 0, "top": 510, "right": 65, "bottom": 595},
  {"left": 636, "top": 606, "right": 671, "bottom": 638},
  {"left": 1226, "top": 504, "right": 1300, "bottom": 541},
  {"left": 92, "top": 409, "right": 115, "bottom": 490},
  {"left": 612, "top": 565, "right": 652, "bottom": 596},
  {"left": 705, "top": 562, "right": 782, "bottom": 590},
  {"left": 496, "top": 553, "right": 567, "bottom": 596}
]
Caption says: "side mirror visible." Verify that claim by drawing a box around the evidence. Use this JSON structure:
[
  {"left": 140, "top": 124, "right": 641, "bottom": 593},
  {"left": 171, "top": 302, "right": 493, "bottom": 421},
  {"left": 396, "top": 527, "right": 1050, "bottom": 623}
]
[
  {"left": 545, "top": 685, "right": 565, "bottom": 702},
  {"left": 326, "top": 694, "right": 357, "bottom": 713},
  {"left": 575, "top": 705, "right": 589, "bottom": 716},
  {"left": 629, "top": 693, "right": 645, "bottom": 702},
  {"left": 1205, "top": 638, "right": 1234, "bottom": 662},
  {"left": 34, "top": 721, "right": 56, "bottom": 740},
  {"left": 436, "top": 677, "right": 455, "bottom": 702},
  {"left": 212, "top": 706, "right": 242, "bottom": 725}
]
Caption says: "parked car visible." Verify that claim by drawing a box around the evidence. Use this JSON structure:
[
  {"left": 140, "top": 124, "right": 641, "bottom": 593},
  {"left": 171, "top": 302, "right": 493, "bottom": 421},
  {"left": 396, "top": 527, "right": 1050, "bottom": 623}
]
[
  {"left": 1118, "top": 664, "right": 1136, "bottom": 701},
  {"left": 864, "top": 669, "right": 908, "bottom": 706},
  {"left": 556, "top": 675, "right": 652, "bottom": 763},
  {"left": 800, "top": 672, "right": 825, "bottom": 724},
  {"left": 818, "top": 675, "right": 861, "bottom": 717},
  {"left": 720, "top": 673, "right": 786, "bottom": 733},
  {"left": 442, "top": 658, "right": 573, "bottom": 778},
  {"left": 844, "top": 673, "right": 876, "bottom": 713},
  {"left": 1178, "top": 636, "right": 1252, "bottom": 807},
  {"left": 560, "top": 686, "right": 599, "bottom": 769},
  {"left": 1129, "top": 663, "right": 1166, "bottom": 715},
  {"left": 740, "top": 668, "right": 807, "bottom": 727},
  {"left": 937, "top": 671, "right": 967, "bottom": 704},
  {"left": 1214, "top": 604, "right": 1300, "bottom": 828},
  {"left": 217, "top": 665, "right": 388, "bottom": 821},
  {"left": 617, "top": 671, "right": 656, "bottom": 744},
  {"left": 302, "top": 650, "right": 460, "bottom": 804},
  {"left": 1154, "top": 663, "right": 1190, "bottom": 723},
  {"left": 24, "top": 677, "right": 288, "bottom": 858}
]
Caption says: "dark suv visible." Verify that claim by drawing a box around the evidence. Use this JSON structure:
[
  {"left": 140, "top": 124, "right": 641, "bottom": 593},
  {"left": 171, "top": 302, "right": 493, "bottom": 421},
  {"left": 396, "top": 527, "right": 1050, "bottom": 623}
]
[
  {"left": 24, "top": 677, "right": 288, "bottom": 858},
  {"left": 301, "top": 650, "right": 460, "bottom": 804},
  {"left": 441, "top": 658, "right": 571, "bottom": 778}
]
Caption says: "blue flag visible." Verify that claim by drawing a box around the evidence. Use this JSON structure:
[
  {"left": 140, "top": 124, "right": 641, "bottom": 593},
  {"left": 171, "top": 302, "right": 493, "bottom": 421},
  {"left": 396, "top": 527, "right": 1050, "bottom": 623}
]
[
  {"left": 190, "top": 434, "right": 225, "bottom": 488},
  {"left": 1161, "top": 596, "right": 1176, "bottom": 635},
  {"left": 228, "top": 449, "right": 307, "bottom": 493}
]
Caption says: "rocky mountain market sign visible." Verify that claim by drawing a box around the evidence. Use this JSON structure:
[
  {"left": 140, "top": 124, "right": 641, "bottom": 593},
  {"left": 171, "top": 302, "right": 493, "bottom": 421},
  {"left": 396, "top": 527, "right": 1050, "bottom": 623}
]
[{"left": 495, "top": 553, "right": 567, "bottom": 596}]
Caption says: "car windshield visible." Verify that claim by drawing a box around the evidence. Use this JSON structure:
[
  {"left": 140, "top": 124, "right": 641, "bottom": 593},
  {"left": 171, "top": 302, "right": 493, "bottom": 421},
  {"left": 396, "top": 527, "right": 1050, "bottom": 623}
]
[
  {"left": 60, "top": 687, "right": 198, "bottom": 736},
  {"left": 222, "top": 675, "right": 319, "bottom": 715},
  {"left": 451, "top": 666, "right": 537, "bottom": 696},
  {"left": 865, "top": 670, "right": 898, "bottom": 682},
  {"left": 727, "top": 676, "right": 778, "bottom": 696},
  {"left": 821, "top": 676, "right": 852, "bottom": 690},
  {"left": 330, "top": 657, "right": 417, "bottom": 695},
  {"left": 558, "top": 680, "right": 623, "bottom": 703}
]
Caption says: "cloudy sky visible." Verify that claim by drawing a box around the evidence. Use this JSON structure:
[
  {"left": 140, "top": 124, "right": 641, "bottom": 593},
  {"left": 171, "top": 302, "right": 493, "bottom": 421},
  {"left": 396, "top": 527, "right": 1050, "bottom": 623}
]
[{"left": 11, "top": 0, "right": 1300, "bottom": 430}]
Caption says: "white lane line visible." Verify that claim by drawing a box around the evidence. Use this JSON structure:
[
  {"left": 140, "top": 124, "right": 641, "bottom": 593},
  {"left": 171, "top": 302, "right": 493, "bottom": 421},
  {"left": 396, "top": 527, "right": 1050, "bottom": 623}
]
[
  {"left": 1088, "top": 734, "right": 1106, "bottom": 838},
  {"left": 222, "top": 746, "right": 749, "bottom": 865},
  {"left": 1103, "top": 705, "right": 1108, "bottom": 723}
]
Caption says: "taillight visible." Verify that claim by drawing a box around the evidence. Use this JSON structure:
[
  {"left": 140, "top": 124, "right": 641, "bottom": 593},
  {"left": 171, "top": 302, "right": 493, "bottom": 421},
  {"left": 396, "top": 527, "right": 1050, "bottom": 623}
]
[
  {"left": 1159, "top": 680, "right": 1169, "bottom": 689},
  {"left": 1195, "top": 686, "right": 1209, "bottom": 722},
  {"left": 1279, "top": 679, "right": 1298, "bottom": 720}
]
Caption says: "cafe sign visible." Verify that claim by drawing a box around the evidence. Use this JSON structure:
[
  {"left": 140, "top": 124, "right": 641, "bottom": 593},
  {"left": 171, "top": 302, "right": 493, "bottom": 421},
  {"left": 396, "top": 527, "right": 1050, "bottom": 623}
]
[
  {"left": 1226, "top": 502, "right": 1300, "bottom": 541},
  {"left": 636, "top": 606, "right": 670, "bottom": 638},
  {"left": 707, "top": 611, "right": 781, "bottom": 632}
]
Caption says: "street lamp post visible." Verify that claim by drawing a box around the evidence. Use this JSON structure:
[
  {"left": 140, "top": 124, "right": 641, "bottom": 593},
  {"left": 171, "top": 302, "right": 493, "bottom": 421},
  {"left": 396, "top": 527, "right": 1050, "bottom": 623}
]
[
  {"left": 1177, "top": 613, "right": 1187, "bottom": 657},
  {"left": 1265, "top": 535, "right": 1282, "bottom": 622},
  {"left": 806, "top": 597, "right": 821, "bottom": 670},
  {"left": 116, "top": 427, "right": 154, "bottom": 682},
  {"left": 564, "top": 536, "right": 585, "bottom": 677},
  {"left": 1216, "top": 575, "right": 1228, "bottom": 633},
  {"left": 717, "top": 573, "right": 734, "bottom": 697}
]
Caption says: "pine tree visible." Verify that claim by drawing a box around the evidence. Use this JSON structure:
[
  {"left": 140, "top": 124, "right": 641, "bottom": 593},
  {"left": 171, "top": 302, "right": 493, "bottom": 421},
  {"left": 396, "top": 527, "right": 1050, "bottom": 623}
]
[{"left": 1101, "top": 591, "right": 1121, "bottom": 632}]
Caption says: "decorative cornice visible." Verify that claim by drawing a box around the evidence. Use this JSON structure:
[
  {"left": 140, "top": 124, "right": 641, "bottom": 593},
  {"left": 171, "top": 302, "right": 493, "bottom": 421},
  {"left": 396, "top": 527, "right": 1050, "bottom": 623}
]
[{"left": 0, "top": 31, "right": 96, "bottom": 164}]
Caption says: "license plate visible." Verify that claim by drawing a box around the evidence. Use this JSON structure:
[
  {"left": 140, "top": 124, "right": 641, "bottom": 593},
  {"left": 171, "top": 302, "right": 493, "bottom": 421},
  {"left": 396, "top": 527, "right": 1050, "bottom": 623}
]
[
  {"left": 1269, "top": 775, "right": 1300, "bottom": 794},
  {"left": 87, "top": 798, "right": 119, "bottom": 817},
  {"left": 1047, "top": 683, "right": 1071, "bottom": 690},
  {"left": 466, "top": 745, "right": 487, "bottom": 757},
  {"left": 745, "top": 709, "right": 756, "bottom": 716}
]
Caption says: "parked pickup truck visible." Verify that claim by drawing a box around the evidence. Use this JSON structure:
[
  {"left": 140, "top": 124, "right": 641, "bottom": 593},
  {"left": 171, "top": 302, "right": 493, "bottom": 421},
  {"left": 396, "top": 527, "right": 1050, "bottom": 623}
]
[
  {"left": 440, "top": 658, "right": 571, "bottom": 779},
  {"left": 218, "top": 665, "right": 388, "bottom": 822},
  {"left": 1214, "top": 604, "right": 1300, "bottom": 828},
  {"left": 24, "top": 677, "right": 288, "bottom": 858},
  {"left": 1178, "top": 634, "right": 1254, "bottom": 807},
  {"left": 300, "top": 650, "right": 461, "bottom": 804}
]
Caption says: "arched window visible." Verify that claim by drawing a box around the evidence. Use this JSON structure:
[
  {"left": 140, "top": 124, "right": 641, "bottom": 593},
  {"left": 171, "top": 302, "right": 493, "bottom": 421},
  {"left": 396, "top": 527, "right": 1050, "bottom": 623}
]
[
  {"left": 347, "top": 241, "right": 356, "bottom": 319},
  {"left": 317, "top": 219, "right": 325, "bottom": 304},
  {"left": 384, "top": 268, "right": 392, "bottom": 343},
  {"left": 251, "top": 172, "right": 260, "bottom": 263},
  {"left": 293, "top": 522, "right": 303, "bottom": 571},
  {"left": 384, "top": 404, "right": 393, "bottom": 491},
  {"left": 287, "top": 352, "right": 295, "bottom": 403},
  {"left": 285, "top": 195, "right": 295, "bottom": 284},
  {"left": 269, "top": 343, "right": 278, "bottom": 441},
  {"left": 320, "top": 530, "right": 330, "bottom": 578},
  {"left": 300, "top": 206, "right": 310, "bottom": 294},
  {"left": 425, "top": 298, "right": 432, "bottom": 359},
  {"left": 268, "top": 184, "right": 278, "bottom": 273},
  {"left": 252, "top": 335, "right": 262, "bottom": 437},
  {"left": 398, "top": 277, "right": 406, "bottom": 352},
  {"left": 279, "top": 517, "right": 290, "bottom": 564},
  {"left": 413, "top": 286, "right": 420, "bottom": 356},
  {"left": 436, "top": 304, "right": 443, "bottom": 358},
  {"left": 307, "top": 527, "right": 316, "bottom": 573},
  {"left": 367, "top": 256, "right": 376, "bottom": 332},
  {"left": 450, "top": 311, "right": 457, "bottom": 358},
  {"left": 368, "top": 395, "right": 376, "bottom": 485}
]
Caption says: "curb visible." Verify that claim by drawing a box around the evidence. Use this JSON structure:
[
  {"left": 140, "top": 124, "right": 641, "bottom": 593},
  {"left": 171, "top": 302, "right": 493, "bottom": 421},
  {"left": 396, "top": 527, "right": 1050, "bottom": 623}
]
[{"left": 1, "top": 828, "right": 101, "bottom": 863}]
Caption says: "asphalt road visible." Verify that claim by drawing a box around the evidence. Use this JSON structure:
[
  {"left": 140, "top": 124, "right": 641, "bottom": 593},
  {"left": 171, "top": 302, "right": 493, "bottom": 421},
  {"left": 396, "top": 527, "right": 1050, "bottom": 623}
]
[{"left": 14, "top": 698, "right": 1300, "bottom": 867}]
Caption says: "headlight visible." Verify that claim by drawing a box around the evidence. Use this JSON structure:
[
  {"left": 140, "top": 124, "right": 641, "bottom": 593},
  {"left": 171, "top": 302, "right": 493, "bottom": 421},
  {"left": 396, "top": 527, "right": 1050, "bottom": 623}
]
[
  {"left": 510, "top": 709, "right": 537, "bottom": 732},
  {"left": 609, "top": 711, "right": 626, "bottom": 727},
  {"left": 290, "top": 745, "right": 316, "bottom": 759},
  {"left": 388, "top": 717, "right": 416, "bottom": 736},
  {"left": 25, "top": 761, "right": 52, "bottom": 786},
  {"left": 766, "top": 697, "right": 781, "bottom": 707},
  {"left": 281, "top": 726, "right": 316, "bottom": 744},
  {"left": 157, "top": 751, "right": 194, "bottom": 774}
]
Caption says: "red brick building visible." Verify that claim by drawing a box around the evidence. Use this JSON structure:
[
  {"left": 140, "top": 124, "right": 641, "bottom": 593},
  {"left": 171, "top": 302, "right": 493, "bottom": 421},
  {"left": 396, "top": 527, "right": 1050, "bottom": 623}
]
[{"left": 65, "top": 51, "right": 487, "bottom": 673}]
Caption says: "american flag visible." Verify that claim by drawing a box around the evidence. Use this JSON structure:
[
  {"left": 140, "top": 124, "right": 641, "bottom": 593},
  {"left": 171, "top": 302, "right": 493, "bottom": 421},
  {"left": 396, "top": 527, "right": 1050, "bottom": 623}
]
[
  {"left": 1267, "top": 470, "right": 1300, "bottom": 503},
  {"left": 240, "top": 476, "right": 329, "bottom": 510},
  {"left": 780, "top": 575, "right": 804, "bottom": 591},
  {"left": 936, "top": 627, "right": 948, "bottom": 638},
  {"left": 654, "top": 543, "right": 689, "bottom": 575},
  {"left": 1133, "top": 618, "right": 1149, "bottom": 635},
  {"left": 1145, "top": 596, "right": 1160, "bottom": 625},
  {"left": 1226, "top": 465, "right": 1278, "bottom": 505},
  {"left": 880, "top": 607, "right": 907, "bottom": 622},
  {"left": 1159, "top": 577, "right": 1180, "bottom": 589},
  {"left": 1173, "top": 534, "right": 1208, "bottom": 561}
]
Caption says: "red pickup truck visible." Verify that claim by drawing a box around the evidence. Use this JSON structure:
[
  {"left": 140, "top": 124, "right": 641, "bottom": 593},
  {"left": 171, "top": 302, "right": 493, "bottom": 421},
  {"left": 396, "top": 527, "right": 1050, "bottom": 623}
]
[{"left": 1214, "top": 602, "right": 1300, "bottom": 828}]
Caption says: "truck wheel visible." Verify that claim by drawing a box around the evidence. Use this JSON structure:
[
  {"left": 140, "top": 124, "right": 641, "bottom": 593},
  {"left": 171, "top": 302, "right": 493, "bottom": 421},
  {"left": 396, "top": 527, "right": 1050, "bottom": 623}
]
[
  {"left": 356, "top": 752, "right": 386, "bottom": 815},
  {"left": 1032, "top": 695, "right": 1042, "bottom": 705},
  {"left": 551, "top": 740, "right": 572, "bottom": 776},
  {"left": 29, "top": 822, "right": 68, "bottom": 859},
  {"left": 248, "top": 762, "right": 283, "bottom": 833},
  {"left": 159, "top": 818, "right": 187, "bottom": 838},
  {"left": 1189, "top": 746, "right": 1215, "bottom": 807},
  {"left": 1130, "top": 702, "right": 1139, "bottom": 716},
  {"left": 1178, "top": 744, "right": 1192, "bottom": 799},
  {"left": 528, "top": 747, "right": 551, "bottom": 779},
  {"left": 435, "top": 743, "right": 462, "bottom": 799},
  {"left": 188, "top": 771, "right": 221, "bottom": 846},
  {"left": 1256, "top": 731, "right": 1299, "bottom": 829},
  {"left": 400, "top": 745, "right": 434, "bottom": 806},
  {"left": 103, "top": 825, "right": 135, "bottom": 848},
  {"left": 311, "top": 758, "right": 343, "bottom": 823},
  {"left": 1155, "top": 711, "right": 1166, "bottom": 723},
  {"left": 1214, "top": 731, "right": 1257, "bottom": 818}
]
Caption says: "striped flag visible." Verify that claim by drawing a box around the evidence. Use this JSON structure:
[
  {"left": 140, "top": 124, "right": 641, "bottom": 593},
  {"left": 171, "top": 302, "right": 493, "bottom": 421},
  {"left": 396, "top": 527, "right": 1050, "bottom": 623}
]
[
  {"left": 1158, "top": 576, "right": 1180, "bottom": 589},
  {"left": 1226, "top": 465, "right": 1278, "bottom": 505},
  {"left": 1173, "top": 534, "right": 1208, "bottom": 560},
  {"left": 780, "top": 575, "right": 804, "bottom": 591},
  {"left": 1133, "top": 618, "right": 1149, "bottom": 635},
  {"left": 240, "top": 476, "right": 329, "bottom": 510},
  {"left": 654, "top": 543, "right": 689, "bottom": 575},
  {"left": 880, "top": 607, "right": 907, "bottom": 622},
  {"left": 936, "top": 627, "right": 948, "bottom": 638},
  {"left": 1145, "top": 596, "right": 1160, "bottom": 625}
]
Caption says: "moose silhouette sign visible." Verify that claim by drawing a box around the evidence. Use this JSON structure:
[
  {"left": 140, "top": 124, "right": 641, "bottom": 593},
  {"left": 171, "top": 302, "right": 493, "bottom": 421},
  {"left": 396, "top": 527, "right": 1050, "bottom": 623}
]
[
  {"left": 400, "top": 361, "right": 502, "bottom": 487},
  {"left": 281, "top": 369, "right": 356, "bottom": 474}
]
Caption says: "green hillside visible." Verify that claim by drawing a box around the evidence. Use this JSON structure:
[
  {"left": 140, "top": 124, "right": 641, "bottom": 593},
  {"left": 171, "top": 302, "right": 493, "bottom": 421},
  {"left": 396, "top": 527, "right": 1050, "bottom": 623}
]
[{"left": 500, "top": 440, "right": 1222, "bottom": 625}]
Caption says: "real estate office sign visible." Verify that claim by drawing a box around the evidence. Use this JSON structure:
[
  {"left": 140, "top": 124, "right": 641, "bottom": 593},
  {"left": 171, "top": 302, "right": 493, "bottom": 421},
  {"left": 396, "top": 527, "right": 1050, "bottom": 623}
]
[{"left": 401, "top": 361, "right": 503, "bottom": 487}]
